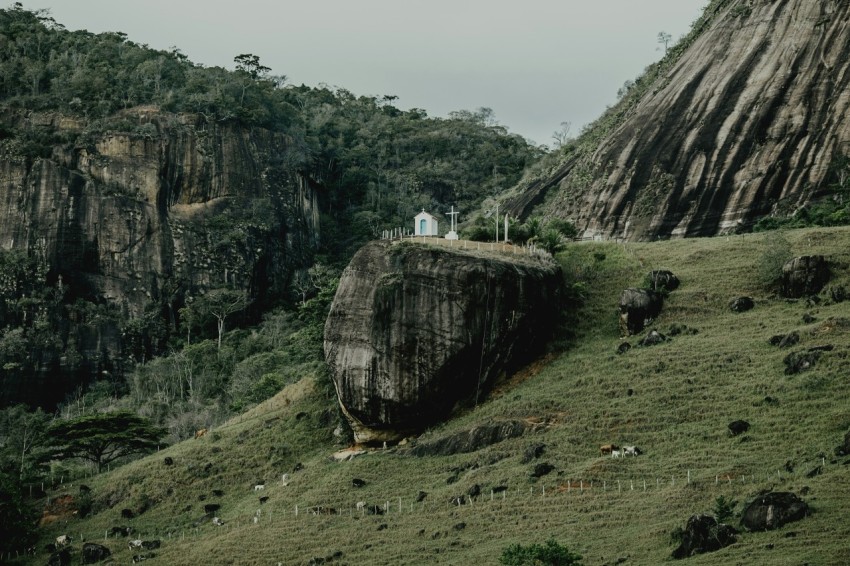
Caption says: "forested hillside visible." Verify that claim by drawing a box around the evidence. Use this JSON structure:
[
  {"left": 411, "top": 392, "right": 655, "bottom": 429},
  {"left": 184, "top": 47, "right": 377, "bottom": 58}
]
[{"left": 0, "top": 5, "right": 542, "bottom": 416}]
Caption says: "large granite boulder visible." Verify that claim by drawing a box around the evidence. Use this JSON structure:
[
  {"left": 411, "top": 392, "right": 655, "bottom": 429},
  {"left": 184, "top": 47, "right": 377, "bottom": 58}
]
[
  {"left": 741, "top": 491, "right": 809, "bottom": 531},
  {"left": 81, "top": 543, "right": 111, "bottom": 564},
  {"left": 781, "top": 256, "right": 830, "bottom": 298},
  {"left": 325, "top": 241, "right": 562, "bottom": 444},
  {"left": 618, "top": 288, "right": 664, "bottom": 336},
  {"left": 671, "top": 514, "right": 738, "bottom": 559}
]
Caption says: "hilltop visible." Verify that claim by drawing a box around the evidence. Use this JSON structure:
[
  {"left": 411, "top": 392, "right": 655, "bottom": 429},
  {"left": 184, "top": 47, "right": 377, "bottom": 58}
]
[{"left": 29, "top": 225, "right": 850, "bottom": 565}]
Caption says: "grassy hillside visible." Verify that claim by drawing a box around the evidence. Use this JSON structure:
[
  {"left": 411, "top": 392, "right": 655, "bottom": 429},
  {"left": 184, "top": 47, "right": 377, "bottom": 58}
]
[{"left": 30, "top": 227, "right": 850, "bottom": 565}]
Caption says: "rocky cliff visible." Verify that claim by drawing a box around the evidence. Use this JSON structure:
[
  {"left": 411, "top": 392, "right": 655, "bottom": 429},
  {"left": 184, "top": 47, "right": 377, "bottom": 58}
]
[
  {"left": 324, "top": 240, "right": 562, "bottom": 444},
  {"left": 508, "top": 0, "right": 850, "bottom": 239},
  {"left": 0, "top": 107, "right": 319, "bottom": 404}
]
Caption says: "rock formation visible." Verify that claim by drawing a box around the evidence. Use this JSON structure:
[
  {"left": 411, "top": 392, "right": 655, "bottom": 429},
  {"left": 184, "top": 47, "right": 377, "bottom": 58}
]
[
  {"left": 508, "top": 0, "right": 850, "bottom": 240},
  {"left": 618, "top": 288, "right": 664, "bottom": 336},
  {"left": 324, "top": 241, "right": 562, "bottom": 444},
  {"left": 671, "top": 514, "right": 738, "bottom": 559},
  {"left": 0, "top": 108, "right": 318, "bottom": 404},
  {"left": 741, "top": 491, "right": 809, "bottom": 531},
  {"left": 781, "top": 255, "right": 830, "bottom": 298}
]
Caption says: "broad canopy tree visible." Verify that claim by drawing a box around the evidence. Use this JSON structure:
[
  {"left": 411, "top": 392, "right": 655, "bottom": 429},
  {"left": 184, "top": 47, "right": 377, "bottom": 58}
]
[{"left": 45, "top": 411, "right": 166, "bottom": 472}]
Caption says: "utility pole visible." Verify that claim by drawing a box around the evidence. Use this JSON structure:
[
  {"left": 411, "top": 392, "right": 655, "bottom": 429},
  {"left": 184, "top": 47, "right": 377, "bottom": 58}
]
[{"left": 494, "top": 203, "right": 499, "bottom": 242}]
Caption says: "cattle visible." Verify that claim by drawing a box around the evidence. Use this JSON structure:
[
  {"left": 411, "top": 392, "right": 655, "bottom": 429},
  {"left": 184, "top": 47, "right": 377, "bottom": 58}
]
[
  {"left": 281, "top": 473, "right": 290, "bottom": 486},
  {"left": 728, "top": 420, "right": 750, "bottom": 436},
  {"left": 612, "top": 449, "right": 625, "bottom": 458},
  {"left": 622, "top": 445, "right": 643, "bottom": 456},
  {"left": 356, "top": 501, "right": 366, "bottom": 512},
  {"left": 133, "top": 553, "right": 156, "bottom": 563},
  {"left": 141, "top": 540, "right": 161, "bottom": 550},
  {"left": 254, "top": 483, "right": 265, "bottom": 491},
  {"left": 128, "top": 540, "right": 143, "bottom": 550},
  {"left": 600, "top": 444, "right": 619, "bottom": 456},
  {"left": 194, "top": 428, "right": 208, "bottom": 439},
  {"left": 212, "top": 517, "right": 224, "bottom": 526},
  {"left": 55, "top": 535, "right": 71, "bottom": 547}
]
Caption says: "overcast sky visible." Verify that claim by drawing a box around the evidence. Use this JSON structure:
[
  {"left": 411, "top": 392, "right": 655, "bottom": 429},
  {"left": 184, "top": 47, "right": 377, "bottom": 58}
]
[{"left": 28, "top": 0, "right": 705, "bottom": 147}]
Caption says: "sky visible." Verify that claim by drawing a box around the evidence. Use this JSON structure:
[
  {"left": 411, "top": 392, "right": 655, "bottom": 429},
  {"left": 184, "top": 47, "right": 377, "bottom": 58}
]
[{"left": 28, "top": 0, "right": 705, "bottom": 147}]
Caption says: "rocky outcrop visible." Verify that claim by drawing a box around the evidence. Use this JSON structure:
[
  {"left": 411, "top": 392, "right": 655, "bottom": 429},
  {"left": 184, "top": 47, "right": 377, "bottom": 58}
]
[
  {"left": 508, "top": 0, "right": 850, "bottom": 240},
  {"left": 407, "top": 421, "right": 528, "bottom": 457},
  {"left": 781, "top": 255, "right": 830, "bottom": 298},
  {"left": 672, "top": 514, "right": 738, "bottom": 559},
  {"left": 618, "top": 288, "right": 664, "bottom": 336},
  {"left": 0, "top": 107, "right": 319, "bottom": 404},
  {"left": 324, "top": 241, "right": 562, "bottom": 443},
  {"left": 741, "top": 491, "right": 809, "bottom": 531}
]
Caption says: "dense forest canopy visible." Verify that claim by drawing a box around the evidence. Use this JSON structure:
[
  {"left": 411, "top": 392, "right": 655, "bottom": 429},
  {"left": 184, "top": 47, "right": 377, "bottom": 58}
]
[{"left": 0, "top": 2, "right": 546, "bottom": 445}]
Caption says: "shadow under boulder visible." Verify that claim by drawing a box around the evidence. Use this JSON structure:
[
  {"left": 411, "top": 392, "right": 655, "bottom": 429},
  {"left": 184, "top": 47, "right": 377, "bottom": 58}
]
[
  {"left": 741, "top": 491, "right": 809, "bottom": 531},
  {"left": 671, "top": 514, "right": 738, "bottom": 559}
]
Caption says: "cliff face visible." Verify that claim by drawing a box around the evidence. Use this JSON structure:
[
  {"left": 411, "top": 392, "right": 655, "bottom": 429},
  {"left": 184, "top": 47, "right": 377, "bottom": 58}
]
[
  {"left": 511, "top": 0, "right": 850, "bottom": 239},
  {"left": 0, "top": 107, "right": 319, "bottom": 404},
  {"left": 324, "top": 241, "right": 562, "bottom": 444}
]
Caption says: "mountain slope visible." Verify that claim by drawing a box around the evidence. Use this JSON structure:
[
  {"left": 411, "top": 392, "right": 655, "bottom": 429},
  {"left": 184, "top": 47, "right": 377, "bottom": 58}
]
[
  {"left": 31, "top": 225, "right": 850, "bottom": 565},
  {"left": 508, "top": 0, "right": 850, "bottom": 240}
]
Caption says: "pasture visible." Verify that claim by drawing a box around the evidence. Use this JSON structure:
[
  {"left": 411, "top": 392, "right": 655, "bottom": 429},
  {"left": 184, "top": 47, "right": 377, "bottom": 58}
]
[{"left": 29, "top": 226, "right": 850, "bottom": 565}]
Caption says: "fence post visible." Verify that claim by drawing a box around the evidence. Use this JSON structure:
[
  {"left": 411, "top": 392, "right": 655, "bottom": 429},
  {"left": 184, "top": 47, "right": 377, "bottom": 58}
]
[
  {"left": 617, "top": 480, "right": 621, "bottom": 493},
  {"left": 687, "top": 470, "right": 690, "bottom": 484}
]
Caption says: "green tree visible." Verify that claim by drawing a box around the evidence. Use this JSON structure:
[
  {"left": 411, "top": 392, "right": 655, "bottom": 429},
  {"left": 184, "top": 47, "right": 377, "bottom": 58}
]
[
  {"left": 0, "top": 405, "right": 51, "bottom": 480},
  {"left": 45, "top": 411, "right": 166, "bottom": 472},
  {"left": 0, "top": 469, "right": 38, "bottom": 556},
  {"left": 500, "top": 539, "right": 583, "bottom": 566},
  {"left": 657, "top": 31, "right": 672, "bottom": 54},
  {"left": 192, "top": 289, "right": 249, "bottom": 351}
]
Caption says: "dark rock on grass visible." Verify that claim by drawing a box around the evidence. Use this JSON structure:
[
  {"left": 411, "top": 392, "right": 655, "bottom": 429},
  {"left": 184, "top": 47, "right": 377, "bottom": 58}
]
[
  {"left": 618, "top": 288, "right": 664, "bottom": 336},
  {"left": 109, "top": 526, "right": 132, "bottom": 537},
  {"left": 802, "top": 312, "right": 816, "bottom": 324},
  {"left": 521, "top": 443, "right": 546, "bottom": 463},
  {"left": 293, "top": 462, "right": 304, "bottom": 472},
  {"left": 638, "top": 329, "right": 668, "bottom": 347},
  {"left": 352, "top": 478, "right": 366, "bottom": 488},
  {"left": 163, "top": 457, "right": 173, "bottom": 466},
  {"left": 132, "top": 553, "right": 156, "bottom": 563},
  {"left": 829, "top": 285, "right": 847, "bottom": 303},
  {"left": 203, "top": 503, "right": 221, "bottom": 514},
  {"left": 48, "top": 548, "right": 72, "bottom": 566},
  {"left": 492, "top": 485, "right": 508, "bottom": 493},
  {"left": 121, "top": 508, "right": 135, "bottom": 519},
  {"left": 212, "top": 489, "right": 224, "bottom": 497},
  {"left": 805, "top": 466, "right": 823, "bottom": 478},
  {"left": 671, "top": 514, "right": 738, "bottom": 559},
  {"left": 616, "top": 341, "right": 631, "bottom": 355},
  {"left": 728, "top": 420, "right": 750, "bottom": 436},
  {"left": 259, "top": 496, "right": 269, "bottom": 504},
  {"left": 416, "top": 490, "right": 428, "bottom": 502},
  {"left": 82, "top": 543, "right": 111, "bottom": 564},
  {"left": 783, "top": 347, "right": 832, "bottom": 374},
  {"left": 453, "top": 522, "right": 466, "bottom": 530},
  {"left": 408, "top": 421, "right": 526, "bottom": 456},
  {"left": 741, "top": 491, "right": 809, "bottom": 531},
  {"left": 647, "top": 270, "right": 680, "bottom": 292},
  {"left": 466, "top": 484, "right": 481, "bottom": 498},
  {"left": 729, "top": 296, "right": 755, "bottom": 312},
  {"left": 531, "top": 462, "right": 555, "bottom": 478},
  {"left": 768, "top": 331, "right": 799, "bottom": 348},
  {"left": 141, "top": 540, "right": 161, "bottom": 550},
  {"left": 781, "top": 255, "right": 830, "bottom": 298},
  {"left": 668, "top": 323, "right": 698, "bottom": 336}
]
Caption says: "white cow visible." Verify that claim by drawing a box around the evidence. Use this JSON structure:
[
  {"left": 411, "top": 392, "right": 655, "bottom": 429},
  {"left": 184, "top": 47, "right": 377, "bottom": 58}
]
[
  {"left": 254, "top": 483, "right": 265, "bottom": 491},
  {"left": 611, "top": 449, "right": 625, "bottom": 458},
  {"left": 622, "top": 445, "right": 642, "bottom": 456},
  {"left": 356, "top": 501, "right": 366, "bottom": 511},
  {"left": 56, "top": 535, "right": 71, "bottom": 547},
  {"left": 212, "top": 517, "right": 225, "bottom": 526},
  {"left": 128, "top": 539, "right": 143, "bottom": 550}
]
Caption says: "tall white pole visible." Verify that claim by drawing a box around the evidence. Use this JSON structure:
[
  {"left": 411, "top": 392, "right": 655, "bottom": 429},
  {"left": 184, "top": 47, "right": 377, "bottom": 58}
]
[{"left": 495, "top": 204, "right": 499, "bottom": 242}]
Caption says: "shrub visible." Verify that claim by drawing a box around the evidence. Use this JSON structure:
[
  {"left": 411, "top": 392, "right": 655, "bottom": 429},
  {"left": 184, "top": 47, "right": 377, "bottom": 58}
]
[
  {"left": 500, "top": 539, "right": 583, "bottom": 566},
  {"left": 756, "top": 231, "right": 792, "bottom": 290},
  {"left": 713, "top": 495, "right": 737, "bottom": 523}
]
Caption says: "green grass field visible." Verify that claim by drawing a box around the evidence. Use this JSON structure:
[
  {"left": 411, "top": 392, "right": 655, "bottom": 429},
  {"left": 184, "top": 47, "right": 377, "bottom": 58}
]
[{"left": 31, "top": 227, "right": 850, "bottom": 565}]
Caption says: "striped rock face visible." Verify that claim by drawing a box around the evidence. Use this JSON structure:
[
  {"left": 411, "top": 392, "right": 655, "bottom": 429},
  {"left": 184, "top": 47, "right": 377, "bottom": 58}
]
[
  {"left": 324, "top": 241, "right": 562, "bottom": 444},
  {"left": 508, "top": 0, "right": 850, "bottom": 241}
]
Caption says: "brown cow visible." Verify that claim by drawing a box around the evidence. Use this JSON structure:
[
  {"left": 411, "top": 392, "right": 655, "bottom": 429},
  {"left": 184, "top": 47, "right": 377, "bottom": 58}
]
[
  {"left": 194, "top": 428, "right": 208, "bottom": 439},
  {"left": 600, "top": 444, "right": 619, "bottom": 456}
]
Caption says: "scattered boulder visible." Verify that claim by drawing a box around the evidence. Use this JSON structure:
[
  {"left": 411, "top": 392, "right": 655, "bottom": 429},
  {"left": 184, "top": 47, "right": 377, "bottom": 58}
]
[
  {"left": 163, "top": 457, "right": 173, "bottom": 466},
  {"left": 616, "top": 341, "right": 631, "bottom": 355},
  {"left": 259, "top": 496, "right": 269, "bottom": 504},
  {"left": 668, "top": 323, "right": 698, "bottom": 336},
  {"left": 109, "top": 526, "right": 132, "bottom": 537},
  {"left": 728, "top": 420, "right": 750, "bottom": 436},
  {"left": 784, "top": 348, "right": 828, "bottom": 375},
  {"left": 121, "top": 508, "right": 135, "bottom": 519},
  {"left": 741, "top": 491, "right": 809, "bottom": 531},
  {"left": 781, "top": 256, "right": 830, "bottom": 298},
  {"left": 805, "top": 466, "right": 823, "bottom": 478},
  {"left": 408, "top": 421, "right": 526, "bottom": 456},
  {"left": 416, "top": 491, "right": 428, "bottom": 502},
  {"left": 48, "top": 548, "right": 72, "bottom": 566},
  {"left": 647, "top": 270, "right": 680, "bottom": 292},
  {"left": 352, "top": 478, "right": 366, "bottom": 488},
  {"left": 453, "top": 522, "right": 467, "bottom": 531},
  {"left": 212, "top": 489, "right": 224, "bottom": 497},
  {"left": 618, "top": 288, "right": 664, "bottom": 336},
  {"left": 521, "top": 443, "right": 546, "bottom": 463},
  {"left": 132, "top": 553, "right": 156, "bottom": 563},
  {"left": 802, "top": 313, "right": 816, "bottom": 324},
  {"left": 671, "top": 514, "right": 738, "bottom": 559},
  {"left": 531, "top": 462, "right": 555, "bottom": 478},
  {"left": 81, "top": 543, "right": 111, "bottom": 564},
  {"left": 769, "top": 331, "right": 799, "bottom": 348},
  {"left": 203, "top": 503, "right": 221, "bottom": 515},
  {"left": 466, "top": 484, "right": 481, "bottom": 499},
  {"left": 79, "top": 485, "right": 91, "bottom": 494},
  {"left": 729, "top": 297, "right": 754, "bottom": 313},
  {"left": 829, "top": 285, "right": 846, "bottom": 303},
  {"left": 638, "top": 329, "right": 668, "bottom": 347}
]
